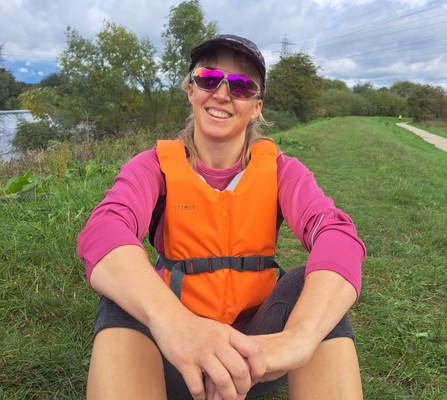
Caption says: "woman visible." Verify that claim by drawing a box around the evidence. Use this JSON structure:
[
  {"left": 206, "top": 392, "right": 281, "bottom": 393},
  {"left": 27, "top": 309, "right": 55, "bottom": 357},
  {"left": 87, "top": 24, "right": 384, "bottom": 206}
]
[{"left": 78, "top": 34, "right": 366, "bottom": 400}]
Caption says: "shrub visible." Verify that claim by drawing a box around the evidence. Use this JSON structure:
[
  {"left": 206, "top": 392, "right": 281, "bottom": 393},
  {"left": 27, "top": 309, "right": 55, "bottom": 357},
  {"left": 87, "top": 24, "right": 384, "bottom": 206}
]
[
  {"left": 325, "top": 104, "right": 349, "bottom": 118},
  {"left": 262, "top": 107, "right": 300, "bottom": 134},
  {"left": 407, "top": 84, "right": 447, "bottom": 122},
  {"left": 12, "top": 119, "right": 61, "bottom": 152},
  {"left": 320, "top": 90, "right": 372, "bottom": 117}
]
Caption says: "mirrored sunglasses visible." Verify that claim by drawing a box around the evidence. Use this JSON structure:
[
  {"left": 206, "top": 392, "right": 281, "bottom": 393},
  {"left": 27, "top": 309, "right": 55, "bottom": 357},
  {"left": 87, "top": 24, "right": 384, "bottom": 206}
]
[{"left": 191, "top": 67, "right": 261, "bottom": 100}]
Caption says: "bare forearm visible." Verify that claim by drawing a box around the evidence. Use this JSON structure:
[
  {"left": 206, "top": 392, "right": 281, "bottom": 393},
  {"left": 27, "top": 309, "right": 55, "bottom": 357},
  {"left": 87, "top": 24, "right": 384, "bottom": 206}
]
[
  {"left": 284, "top": 269, "right": 357, "bottom": 343},
  {"left": 89, "top": 245, "right": 266, "bottom": 398},
  {"left": 89, "top": 244, "right": 191, "bottom": 335},
  {"left": 251, "top": 270, "right": 357, "bottom": 377}
]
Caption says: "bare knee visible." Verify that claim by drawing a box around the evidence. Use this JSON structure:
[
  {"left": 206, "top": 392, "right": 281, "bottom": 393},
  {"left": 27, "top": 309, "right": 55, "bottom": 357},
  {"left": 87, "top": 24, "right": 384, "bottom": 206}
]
[
  {"left": 87, "top": 328, "right": 167, "bottom": 400},
  {"left": 288, "top": 338, "right": 363, "bottom": 400}
]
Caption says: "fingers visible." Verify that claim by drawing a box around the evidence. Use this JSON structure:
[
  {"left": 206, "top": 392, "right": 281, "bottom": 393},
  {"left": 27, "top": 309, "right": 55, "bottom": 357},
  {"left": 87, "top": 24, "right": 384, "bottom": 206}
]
[
  {"left": 205, "top": 374, "right": 215, "bottom": 400},
  {"left": 182, "top": 365, "right": 207, "bottom": 400},
  {"left": 203, "top": 330, "right": 265, "bottom": 399},
  {"left": 202, "top": 356, "right": 239, "bottom": 400},
  {"left": 206, "top": 375, "right": 245, "bottom": 400},
  {"left": 188, "top": 357, "right": 245, "bottom": 400},
  {"left": 229, "top": 329, "right": 266, "bottom": 381},
  {"left": 213, "top": 392, "right": 223, "bottom": 400},
  {"left": 215, "top": 347, "right": 252, "bottom": 395},
  {"left": 164, "top": 320, "right": 265, "bottom": 400}
]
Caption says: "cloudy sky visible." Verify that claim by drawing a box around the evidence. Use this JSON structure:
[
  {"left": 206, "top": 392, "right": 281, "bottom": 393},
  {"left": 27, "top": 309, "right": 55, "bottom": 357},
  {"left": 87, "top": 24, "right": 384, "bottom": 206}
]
[{"left": 1, "top": 0, "right": 446, "bottom": 89}]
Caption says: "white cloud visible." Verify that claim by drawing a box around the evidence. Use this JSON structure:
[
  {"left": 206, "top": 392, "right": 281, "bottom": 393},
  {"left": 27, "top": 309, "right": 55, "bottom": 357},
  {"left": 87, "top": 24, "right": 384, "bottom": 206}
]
[
  {"left": 87, "top": 6, "right": 110, "bottom": 33},
  {"left": 19, "top": 68, "right": 28, "bottom": 73},
  {"left": 321, "top": 58, "right": 357, "bottom": 75},
  {"left": 0, "top": 0, "right": 445, "bottom": 89},
  {"left": 398, "top": 0, "right": 427, "bottom": 7},
  {"left": 313, "top": 0, "right": 374, "bottom": 7}
]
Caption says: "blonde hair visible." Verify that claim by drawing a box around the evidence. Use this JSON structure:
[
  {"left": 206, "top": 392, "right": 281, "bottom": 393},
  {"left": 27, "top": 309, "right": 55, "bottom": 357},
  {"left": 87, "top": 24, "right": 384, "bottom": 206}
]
[{"left": 176, "top": 49, "right": 274, "bottom": 169}]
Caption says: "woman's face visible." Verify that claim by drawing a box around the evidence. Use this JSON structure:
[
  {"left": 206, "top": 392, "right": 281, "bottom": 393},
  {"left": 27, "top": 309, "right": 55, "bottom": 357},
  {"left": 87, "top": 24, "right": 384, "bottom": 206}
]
[{"left": 188, "top": 49, "right": 263, "bottom": 145}]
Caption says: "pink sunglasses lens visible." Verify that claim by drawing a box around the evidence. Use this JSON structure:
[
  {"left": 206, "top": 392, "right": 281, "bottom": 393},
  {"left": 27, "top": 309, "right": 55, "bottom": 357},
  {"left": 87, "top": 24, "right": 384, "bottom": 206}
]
[{"left": 193, "top": 68, "right": 259, "bottom": 99}]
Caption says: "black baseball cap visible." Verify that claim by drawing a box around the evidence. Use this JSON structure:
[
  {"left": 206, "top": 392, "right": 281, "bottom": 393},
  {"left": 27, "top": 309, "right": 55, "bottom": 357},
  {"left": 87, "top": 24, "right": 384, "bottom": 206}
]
[{"left": 189, "top": 34, "right": 266, "bottom": 94}]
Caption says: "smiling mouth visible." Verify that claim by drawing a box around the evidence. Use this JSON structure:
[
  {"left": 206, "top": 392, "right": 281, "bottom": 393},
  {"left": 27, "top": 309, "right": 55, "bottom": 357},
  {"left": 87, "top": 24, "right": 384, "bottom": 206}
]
[{"left": 207, "top": 108, "right": 231, "bottom": 119}]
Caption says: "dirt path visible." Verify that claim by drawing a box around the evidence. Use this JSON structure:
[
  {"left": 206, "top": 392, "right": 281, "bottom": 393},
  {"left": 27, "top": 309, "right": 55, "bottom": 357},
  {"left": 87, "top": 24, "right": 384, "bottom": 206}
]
[{"left": 396, "top": 122, "right": 447, "bottom": 152}]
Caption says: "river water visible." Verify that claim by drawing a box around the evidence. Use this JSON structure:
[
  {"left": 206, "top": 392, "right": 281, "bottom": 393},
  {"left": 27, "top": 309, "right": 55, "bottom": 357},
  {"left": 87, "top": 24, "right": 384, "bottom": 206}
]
[{"left": 0, "top": 110, "right": 34, "bottom": 161}]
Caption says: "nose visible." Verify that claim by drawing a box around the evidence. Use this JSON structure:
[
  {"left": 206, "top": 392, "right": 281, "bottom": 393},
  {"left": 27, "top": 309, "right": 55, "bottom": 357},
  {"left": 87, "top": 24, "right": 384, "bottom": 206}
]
[{"left": 213, "top": 79, "right": 231, "bottom": 101}]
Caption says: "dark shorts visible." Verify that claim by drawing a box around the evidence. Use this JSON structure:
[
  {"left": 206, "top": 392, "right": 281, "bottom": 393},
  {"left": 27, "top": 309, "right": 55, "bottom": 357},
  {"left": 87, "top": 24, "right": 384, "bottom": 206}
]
[{"left": 93, "top": 266, "right": 354, "bottom": 399}]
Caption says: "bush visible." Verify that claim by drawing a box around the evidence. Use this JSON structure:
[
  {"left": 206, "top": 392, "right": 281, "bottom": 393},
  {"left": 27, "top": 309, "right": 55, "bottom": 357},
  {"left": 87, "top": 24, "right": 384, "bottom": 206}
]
[
  {"left": 12, "top": 119, "right": 61, "bottom": 152},
  {"left": 407, "top": 84, "right": 447, "bottom": 122},
  {"left": 320, "top": 90, "right": 372, "bottom": 117},
  {"left": 5, "top": 98, "right": 22, "bottom": 110},
  {"left": 325, "top": 104, "right": 349, "bottom": 118},
  {"left": 262, "top": 107, "right": 300, "bottom": 134}
]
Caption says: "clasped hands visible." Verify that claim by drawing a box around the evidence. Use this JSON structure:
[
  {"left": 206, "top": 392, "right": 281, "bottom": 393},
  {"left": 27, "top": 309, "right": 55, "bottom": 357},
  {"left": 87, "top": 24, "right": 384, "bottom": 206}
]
[{"left": 155, "top": 313, "right": 311, "bottom": 400}]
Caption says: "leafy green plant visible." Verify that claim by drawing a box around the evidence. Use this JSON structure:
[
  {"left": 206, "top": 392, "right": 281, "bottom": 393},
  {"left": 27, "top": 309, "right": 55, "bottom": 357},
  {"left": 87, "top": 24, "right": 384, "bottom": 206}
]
[
  {"left": 275, "top": 136, "right": 306, "bottom": 149},
  {"left": 82, "top": 159, "right": 103, "bottom": 179},
  {"left": 2, "top": 171, "right": 44, "bottom": 195}
]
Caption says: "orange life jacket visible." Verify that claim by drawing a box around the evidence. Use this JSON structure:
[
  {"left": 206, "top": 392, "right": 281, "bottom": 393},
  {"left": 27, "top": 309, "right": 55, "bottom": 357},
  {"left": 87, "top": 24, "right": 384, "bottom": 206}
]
[{"left": 156, "top": 139, "right": 279, "bottom": 324}]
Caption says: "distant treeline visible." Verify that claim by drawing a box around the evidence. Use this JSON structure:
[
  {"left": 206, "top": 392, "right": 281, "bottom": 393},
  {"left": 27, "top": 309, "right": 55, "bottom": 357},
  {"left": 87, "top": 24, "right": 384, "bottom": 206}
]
[{"left": 0, "top": 1, "right": 446, "bottom": 153}]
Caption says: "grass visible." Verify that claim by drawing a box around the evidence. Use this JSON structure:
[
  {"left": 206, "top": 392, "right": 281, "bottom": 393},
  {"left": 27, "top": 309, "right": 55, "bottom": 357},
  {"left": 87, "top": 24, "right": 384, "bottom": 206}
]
[
  {"left": 1, "top": 117, "right": 446, "bottom": 399},
  {"left": 409, "top": 120, "right": 447, "bottom": 140}
]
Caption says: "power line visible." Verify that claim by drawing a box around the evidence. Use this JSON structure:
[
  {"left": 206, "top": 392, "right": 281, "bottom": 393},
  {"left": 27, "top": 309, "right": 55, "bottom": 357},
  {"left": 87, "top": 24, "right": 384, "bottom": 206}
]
[
  {"left": 293, "top": 0, "right": 447, "bottom": 48},
  {"left": 320, "top": 35, "right": 447, "bottom": 61},
  {"left": 297, "top": 20, "right": 447, "bottom": 53},
  {"left": 320, "top": 51, "right": 446, "bottom": 63}
]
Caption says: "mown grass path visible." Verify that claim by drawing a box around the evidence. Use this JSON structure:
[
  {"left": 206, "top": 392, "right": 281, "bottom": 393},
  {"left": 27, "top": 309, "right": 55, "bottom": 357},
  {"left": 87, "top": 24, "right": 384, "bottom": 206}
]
[{"left": 1, "top": 117, "right": 446, "bottom": 399}]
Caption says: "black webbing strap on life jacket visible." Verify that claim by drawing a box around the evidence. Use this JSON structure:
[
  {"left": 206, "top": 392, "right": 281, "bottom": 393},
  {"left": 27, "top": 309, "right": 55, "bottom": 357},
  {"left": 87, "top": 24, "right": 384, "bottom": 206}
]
[
  {"left": 148, "top": 194, "right": 166, "bottom": 247},
  {"left": 158, "top": 255, "right": 285, "bottom": 299}
]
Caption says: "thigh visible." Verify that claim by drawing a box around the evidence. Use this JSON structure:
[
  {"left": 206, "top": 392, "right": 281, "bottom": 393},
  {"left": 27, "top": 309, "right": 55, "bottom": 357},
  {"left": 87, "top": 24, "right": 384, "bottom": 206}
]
[
  {"left": 243, "top": 267, "right": 356, "bottom": 398},
  {"left": 87, "top": 327, "right": 167, "bottom": 400},
  {"left": 92, "top": 296, "right": 192, "bottom": 400},
  {"left": 288, "top": 337, "right": 363, "bottom": 400},
  {"left": 242, "top": 267, "right": 306, "bottom": 397},
  {"left": 242, "top": 266, "right": 306, "bottom": 336},
  {"left": 243, "top": 266, "right": 354, "bottom": 340}
]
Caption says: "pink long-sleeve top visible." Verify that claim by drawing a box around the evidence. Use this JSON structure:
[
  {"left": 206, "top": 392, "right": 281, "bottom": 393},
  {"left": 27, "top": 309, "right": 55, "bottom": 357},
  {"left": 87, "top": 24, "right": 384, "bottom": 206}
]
[{"left": 78, "top": 146, "right": 366, "bottom": 298}]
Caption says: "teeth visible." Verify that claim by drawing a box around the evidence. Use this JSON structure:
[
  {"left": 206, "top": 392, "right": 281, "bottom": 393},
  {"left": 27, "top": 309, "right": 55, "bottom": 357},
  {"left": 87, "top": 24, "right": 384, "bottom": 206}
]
[{"left": 207, "top": 108, "right": 230, "bottom": 119}]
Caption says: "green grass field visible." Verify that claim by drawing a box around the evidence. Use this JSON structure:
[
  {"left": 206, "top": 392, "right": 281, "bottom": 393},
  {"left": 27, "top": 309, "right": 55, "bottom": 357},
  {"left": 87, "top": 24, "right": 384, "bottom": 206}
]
[
  {"left": 1, "top": 117, "right": 446, "bottom": 399},
  {"left": 409, "top": 120, "right": 447, "bottom": 140}
]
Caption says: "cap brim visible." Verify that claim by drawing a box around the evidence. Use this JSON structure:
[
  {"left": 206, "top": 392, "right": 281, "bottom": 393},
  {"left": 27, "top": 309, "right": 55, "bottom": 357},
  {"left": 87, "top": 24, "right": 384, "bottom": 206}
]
[{"left": 189, "top": 36, "right": 266, "bottom": 89}]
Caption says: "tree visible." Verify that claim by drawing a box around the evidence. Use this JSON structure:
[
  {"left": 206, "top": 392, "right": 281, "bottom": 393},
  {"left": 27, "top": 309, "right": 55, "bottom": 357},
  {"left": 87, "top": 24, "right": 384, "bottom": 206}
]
[
  {"left": 351, "top": 82, "right": 382, "bottom": 115},
  {"left": 390, "top": 80, "right": 418, "bottom": 98},
  {"left": 19, "top": 87, "right": 61, "bottom": 120},
  {"left": 55, "top": 22, "right": 160, "bottom": 136},
  {"left": 407, "top": 84, "right": 447, "bottom": 122},
  {"left": 161, "top": 0, "right": 218, "bottom": 88},
  {"left": 320, "top": 90, "right": 372, "bottom": 117},
  {"left": 352, "top": 82, "right": 375, "bottom": 95},
  {"left": 12, "top": 119, "right": 60, "bottom": 151},
  {"left": 0, "top": 68, "right": 22, "bottom": 110},
  {"left": 38, "top": 72, "right": 65, "bottom": 88},
  {"left": 266, "top": 53, "right": 323, "bottom": 122},
  {"left": 375, "top": 90, "right": 407, "bottom": 117},
  {"left": 323, "top": 78, "right": 349, "bottom": 92}
]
